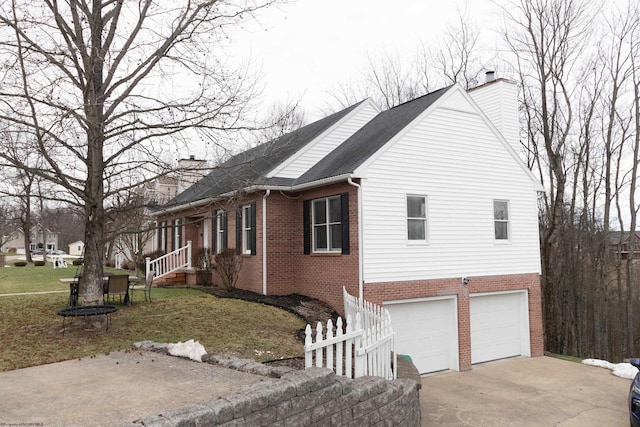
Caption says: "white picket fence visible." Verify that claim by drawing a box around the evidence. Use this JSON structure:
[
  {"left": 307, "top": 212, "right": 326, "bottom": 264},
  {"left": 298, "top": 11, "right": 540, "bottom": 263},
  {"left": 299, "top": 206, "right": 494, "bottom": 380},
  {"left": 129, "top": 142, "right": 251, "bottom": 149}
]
[
  {"left": 146, "top": 241, "right": 192, "bottom": 279},
  {"left": 304, "top": 288, "right": 396, "bottom": 380}
]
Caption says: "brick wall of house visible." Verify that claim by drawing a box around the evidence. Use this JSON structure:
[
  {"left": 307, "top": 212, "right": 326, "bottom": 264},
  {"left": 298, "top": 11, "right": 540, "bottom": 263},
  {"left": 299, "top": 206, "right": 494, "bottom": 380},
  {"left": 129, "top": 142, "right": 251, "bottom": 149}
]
[
  {"left": 267, "top": 182, "right": 361, "bottom": 312},
  {"left": 363, "top": 272, "right": 543, "bottom": 371}
]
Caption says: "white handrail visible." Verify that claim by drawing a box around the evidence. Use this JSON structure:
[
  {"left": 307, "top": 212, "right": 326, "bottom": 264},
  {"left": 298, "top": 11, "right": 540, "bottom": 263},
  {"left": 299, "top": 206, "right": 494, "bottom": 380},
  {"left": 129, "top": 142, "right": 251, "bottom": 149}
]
[{"left": 146, "top": 241, "right": 192, "bottom": 279}]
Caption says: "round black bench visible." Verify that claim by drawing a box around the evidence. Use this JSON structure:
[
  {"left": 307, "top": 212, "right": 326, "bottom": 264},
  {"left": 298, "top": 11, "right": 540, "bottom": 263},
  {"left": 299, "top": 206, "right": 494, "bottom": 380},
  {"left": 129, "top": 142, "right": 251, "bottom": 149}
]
[{"left": 57, "top": 305, "right": 118, "bottom": 334}]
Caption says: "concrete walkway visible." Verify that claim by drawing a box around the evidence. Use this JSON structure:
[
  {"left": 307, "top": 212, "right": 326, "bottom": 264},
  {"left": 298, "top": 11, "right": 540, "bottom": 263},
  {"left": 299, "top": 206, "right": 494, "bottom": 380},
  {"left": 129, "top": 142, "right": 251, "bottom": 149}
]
[
  {"left": 421, "top": 356, "right": 630, "bottom": 426},
  {"left": 0, "top": 351, "right": 265, "bottom": 426}
]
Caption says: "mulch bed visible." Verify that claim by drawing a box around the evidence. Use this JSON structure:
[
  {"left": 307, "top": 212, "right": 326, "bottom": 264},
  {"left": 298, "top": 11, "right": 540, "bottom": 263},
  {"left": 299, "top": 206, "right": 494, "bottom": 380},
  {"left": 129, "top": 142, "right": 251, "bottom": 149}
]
[{"left": 197, "top": 285, "right": 340, "bottom": 330}]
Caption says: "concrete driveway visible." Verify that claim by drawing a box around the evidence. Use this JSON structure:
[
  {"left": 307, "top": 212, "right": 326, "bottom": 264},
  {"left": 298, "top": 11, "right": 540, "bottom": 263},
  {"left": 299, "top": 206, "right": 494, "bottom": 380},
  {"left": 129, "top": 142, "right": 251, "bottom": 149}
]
[{"left": 420, "top": 356, "right": 630, "bottom": 426}]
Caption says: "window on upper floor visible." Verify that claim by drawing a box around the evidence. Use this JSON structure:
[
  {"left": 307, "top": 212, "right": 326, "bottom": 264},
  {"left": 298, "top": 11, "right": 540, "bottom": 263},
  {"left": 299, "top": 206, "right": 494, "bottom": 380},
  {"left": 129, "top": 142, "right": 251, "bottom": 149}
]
[
  {"left": 407, "top": 195, "right": 428, "bottom": 242},
  {"left": 494, "top": 200, "right": 510, "bottom": 241}
]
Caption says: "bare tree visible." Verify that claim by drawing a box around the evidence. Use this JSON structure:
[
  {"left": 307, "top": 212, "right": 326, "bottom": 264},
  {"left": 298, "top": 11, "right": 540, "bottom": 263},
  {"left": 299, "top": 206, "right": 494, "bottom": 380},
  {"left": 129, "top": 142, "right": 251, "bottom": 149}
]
[
  {"left": 0, "top": 0, "right": 277, "bottom": 305},
  {"left": 427, "top": 6, "right": 484, "bottom": 89},
  {"left": 327, "top": 7, "right": 486, "bottom": 111}
]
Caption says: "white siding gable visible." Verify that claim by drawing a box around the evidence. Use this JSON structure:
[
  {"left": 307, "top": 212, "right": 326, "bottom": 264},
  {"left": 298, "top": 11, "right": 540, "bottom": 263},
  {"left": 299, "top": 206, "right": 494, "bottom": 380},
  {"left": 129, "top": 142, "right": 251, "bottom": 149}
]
[
  {"left": 358, "top": 86, "right": 541, "bottom": 283},
  {"left": 267, "top": 100, "right": 379, "bottom": 179}
]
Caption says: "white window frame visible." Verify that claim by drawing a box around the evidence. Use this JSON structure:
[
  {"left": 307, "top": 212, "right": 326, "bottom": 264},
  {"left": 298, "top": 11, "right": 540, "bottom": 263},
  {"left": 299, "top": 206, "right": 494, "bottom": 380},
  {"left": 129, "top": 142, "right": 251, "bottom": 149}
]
[
  {"left": 406, "top": 194, "right": 428, "bottom": 243},
  {"left": 493, "top": 200, "right": 510, "bottom": 242},
  {"left": 312, "top": 196, "right": 342, "bottom": 253},
  {"left": 241, "top": 204, "right": 252, "bottom": 255},
  {"left": 216, "top": 209, "right": 225, "bottom": 254},
  {"left": 161, "top": 221, "right": 167, "bottom": 251},
  {"left": 174, "top": 218, "right": 182, "bottom": 248},
  {"left": 202, "top": 218, "right": 209, "bottom": 249}
]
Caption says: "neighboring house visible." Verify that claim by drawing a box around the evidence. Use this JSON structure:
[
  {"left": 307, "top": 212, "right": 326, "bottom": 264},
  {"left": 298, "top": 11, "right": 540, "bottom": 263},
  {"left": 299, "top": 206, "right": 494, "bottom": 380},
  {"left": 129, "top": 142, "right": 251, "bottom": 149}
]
[
  {"left": 153, "top": 77, "right": 544, "bottom": 374},
  {"left": 609, "top": 231, "right": 640, "bottom": 259},
  {"left": 2, "top": 226, "right": 60, "bottom": 254},
  {"left": 68, "top": 240, "right": 85, "bottom": 257},
  {"left": 146, "top": 176, "right": 179, "bottom": 206}
]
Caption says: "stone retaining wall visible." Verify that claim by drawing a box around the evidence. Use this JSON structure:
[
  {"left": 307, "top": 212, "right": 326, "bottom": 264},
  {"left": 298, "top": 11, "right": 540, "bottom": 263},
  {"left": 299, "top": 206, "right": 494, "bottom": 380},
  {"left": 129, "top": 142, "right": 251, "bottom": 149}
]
[{"left": 123, "top": 344, "right": 421, "bottom": 426}]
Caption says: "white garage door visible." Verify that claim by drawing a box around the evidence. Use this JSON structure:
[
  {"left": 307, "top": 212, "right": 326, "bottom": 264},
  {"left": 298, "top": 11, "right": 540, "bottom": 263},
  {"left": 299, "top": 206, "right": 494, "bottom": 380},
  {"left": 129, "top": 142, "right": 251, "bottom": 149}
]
[
  {"left": 470, "top": 291, "right": 530, "bottom": 364},
  {"left": 385, "top": 297, "right": 458, "bottom": 374}
]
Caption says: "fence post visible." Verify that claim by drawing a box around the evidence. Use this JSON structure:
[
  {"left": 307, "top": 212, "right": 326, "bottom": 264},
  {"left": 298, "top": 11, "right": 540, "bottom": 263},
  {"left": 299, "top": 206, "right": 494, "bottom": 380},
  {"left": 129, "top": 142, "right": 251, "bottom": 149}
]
[
  {"left": 326, "top": 319, "right": 334, "bottom": 372},
  {"left": 336, "top": 317, "right": 344, "bottom": 376},
  {"left": 304, "top": 324, "right": 313, "bottom": 368},
  {"left": 146, "top": 257, "right": 151, "bottom": 276},
  {"left": 315, "top": 322, "right": 324, "bottom": 368},
  {"left": 354, "top": 313, "right": 365, "bottom": 378}
]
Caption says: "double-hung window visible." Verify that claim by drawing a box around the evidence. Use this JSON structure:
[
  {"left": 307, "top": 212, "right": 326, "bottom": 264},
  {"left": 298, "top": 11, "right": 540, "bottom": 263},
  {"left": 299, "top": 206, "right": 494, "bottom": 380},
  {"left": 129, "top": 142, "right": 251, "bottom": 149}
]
[
  {"left": 235, "top": 202, "right": 256, "bottom": 255},
  {"left": 214, "top": 209, "right": 227, "bottom": 254},
  {"left": 242, "top": 205, "right": 252, "bottom": 254},
  {"left": 312, "top": 196, "right": 342, "bottom": 252},
  {"left": 303, "top": 193, "right": 350, "bottom": 255},
  {"left": 407, "top": 195, "right": 428, "bottom": 242},
  {"left": 494, "top": 200, "right": 510, "bottom": 241}
]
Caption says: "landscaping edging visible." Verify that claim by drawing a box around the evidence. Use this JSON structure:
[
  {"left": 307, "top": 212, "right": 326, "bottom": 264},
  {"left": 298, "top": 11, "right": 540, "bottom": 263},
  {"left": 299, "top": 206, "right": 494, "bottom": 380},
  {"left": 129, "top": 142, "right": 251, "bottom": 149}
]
[{"left": 127, "top": 341, "right": 421, "bottom": 426}]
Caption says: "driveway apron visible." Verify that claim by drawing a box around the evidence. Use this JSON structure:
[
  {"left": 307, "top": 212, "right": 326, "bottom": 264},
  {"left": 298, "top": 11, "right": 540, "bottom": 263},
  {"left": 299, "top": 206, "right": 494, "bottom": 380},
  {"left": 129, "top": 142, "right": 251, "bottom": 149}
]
[{"left": 421, "top": 356, "right": 629, "bottom": 426}]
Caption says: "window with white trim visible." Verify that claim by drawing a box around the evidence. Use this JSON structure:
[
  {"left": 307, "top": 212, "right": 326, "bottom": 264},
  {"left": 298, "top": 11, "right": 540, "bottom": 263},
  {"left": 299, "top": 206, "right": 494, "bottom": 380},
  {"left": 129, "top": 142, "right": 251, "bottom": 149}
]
[
  {"left": 242, "top": 204, "right": 252, "bottom": 254},
  {"left": 407, "top": 195, "right": 428, "bottom": 241},
  {"left": 312, "top": 196, "right": 342, "bottom": 252},
  {"left": 215, "top": 209, "right": 226, "bottom": 254},
  {"left": 494, "top": 200, "right": 510, "bottom": 241}
]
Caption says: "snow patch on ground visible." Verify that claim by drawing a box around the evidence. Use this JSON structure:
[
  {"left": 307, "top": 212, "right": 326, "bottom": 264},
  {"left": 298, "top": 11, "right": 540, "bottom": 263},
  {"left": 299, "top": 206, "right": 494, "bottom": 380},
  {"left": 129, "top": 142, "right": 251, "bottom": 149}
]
[
  {"left": 167, "top": 339, "right": 207, "bottom": 362},
  {"left": 582, "top": 358, "right": 638, "bottom": 379}
]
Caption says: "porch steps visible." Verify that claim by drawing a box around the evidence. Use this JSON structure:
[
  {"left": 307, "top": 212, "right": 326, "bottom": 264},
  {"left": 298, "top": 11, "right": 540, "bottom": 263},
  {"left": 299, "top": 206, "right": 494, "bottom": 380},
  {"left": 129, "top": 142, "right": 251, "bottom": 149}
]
[{"left": 154, "top": 271, "right": 187, "bottom": 286}]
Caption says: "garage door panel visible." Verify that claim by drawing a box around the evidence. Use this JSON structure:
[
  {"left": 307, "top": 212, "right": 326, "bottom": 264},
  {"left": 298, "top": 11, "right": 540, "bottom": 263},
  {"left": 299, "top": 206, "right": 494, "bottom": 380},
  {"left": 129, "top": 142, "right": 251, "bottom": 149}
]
[
  {"left": 386, "top": 298, "right": 458, "bottom": 374},
  {"left": 471, "top": 292, "right": 528, "bottom": 364}
]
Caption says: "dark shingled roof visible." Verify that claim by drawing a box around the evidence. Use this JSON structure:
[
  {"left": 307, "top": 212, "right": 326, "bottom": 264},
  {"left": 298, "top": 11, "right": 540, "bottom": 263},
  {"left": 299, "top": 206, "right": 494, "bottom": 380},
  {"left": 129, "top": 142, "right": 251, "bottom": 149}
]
[
  {"left": 161, "top": 85, "right": 452, "bottom": 210},
  {"left": 162, "top": 101, "right": 365, "bottom": 208},
  {"left": 294, "top": 86, "right": 451, "bottom": 185}
]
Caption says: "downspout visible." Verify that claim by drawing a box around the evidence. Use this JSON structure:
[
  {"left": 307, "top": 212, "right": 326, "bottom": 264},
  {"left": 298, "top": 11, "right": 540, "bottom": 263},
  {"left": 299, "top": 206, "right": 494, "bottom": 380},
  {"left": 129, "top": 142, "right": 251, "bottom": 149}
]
[
  {"left": 347, "top": 177, "right": 364, "bottom": 299},
  {"left": 262, "top": 189, "right": 271, "bottom": 295}
]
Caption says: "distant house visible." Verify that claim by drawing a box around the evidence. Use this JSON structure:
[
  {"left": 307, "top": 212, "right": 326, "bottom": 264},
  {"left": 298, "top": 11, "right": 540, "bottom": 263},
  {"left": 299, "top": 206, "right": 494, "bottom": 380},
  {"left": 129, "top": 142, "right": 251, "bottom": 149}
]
[
  {"left": 68, "top": 240, "right": 84, "bottom": 257},
  {"left": 2, "top": 226, "right": 59, "bottom": 254},
  {"left": 153, "top": 77, "right": 544, "bottom": 374}
]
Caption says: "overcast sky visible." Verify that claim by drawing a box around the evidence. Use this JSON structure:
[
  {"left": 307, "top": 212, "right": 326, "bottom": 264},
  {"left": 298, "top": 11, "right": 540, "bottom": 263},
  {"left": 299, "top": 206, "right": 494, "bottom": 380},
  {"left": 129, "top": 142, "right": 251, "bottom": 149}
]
[{"left": 230, "top": 0, "right": 506, "bottom": 118}]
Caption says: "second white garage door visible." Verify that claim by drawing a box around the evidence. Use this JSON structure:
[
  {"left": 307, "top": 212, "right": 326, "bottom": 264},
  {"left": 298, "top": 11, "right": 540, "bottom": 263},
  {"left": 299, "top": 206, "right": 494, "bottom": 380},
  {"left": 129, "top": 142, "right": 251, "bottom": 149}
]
[
  {"left": 470, "top": 291, "right": 530, "bottom": 364},
  {"left": 385, "top": 297, "right": 458, "bottom": 374}
]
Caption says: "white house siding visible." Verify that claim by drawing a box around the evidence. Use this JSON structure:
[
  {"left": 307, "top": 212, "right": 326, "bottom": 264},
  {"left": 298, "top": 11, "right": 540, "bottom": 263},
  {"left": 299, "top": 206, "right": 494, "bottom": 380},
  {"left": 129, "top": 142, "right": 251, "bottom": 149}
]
[
  {"left": 468, "top": 80, "right": 520, "bottom": 154},
  {"left": 359, "top": 93, "right": 541, "bottom": 284},
  {"left": 269, "top": 101, "right": 379, "bottom": 179}
]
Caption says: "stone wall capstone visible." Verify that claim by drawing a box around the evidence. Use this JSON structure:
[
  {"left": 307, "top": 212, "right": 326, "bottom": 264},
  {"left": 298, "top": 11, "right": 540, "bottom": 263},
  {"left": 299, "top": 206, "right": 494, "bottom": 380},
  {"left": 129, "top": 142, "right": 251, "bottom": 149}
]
[{"left": 122, "top": 343, "right": 421, "bottom": 426}]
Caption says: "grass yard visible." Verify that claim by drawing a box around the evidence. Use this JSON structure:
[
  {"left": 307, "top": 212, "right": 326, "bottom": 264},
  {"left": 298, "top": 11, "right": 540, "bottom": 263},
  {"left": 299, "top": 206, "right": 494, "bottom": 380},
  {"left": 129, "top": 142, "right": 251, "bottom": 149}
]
[{"left": 0, "top": 264, "right": 306, "bottom": 372}]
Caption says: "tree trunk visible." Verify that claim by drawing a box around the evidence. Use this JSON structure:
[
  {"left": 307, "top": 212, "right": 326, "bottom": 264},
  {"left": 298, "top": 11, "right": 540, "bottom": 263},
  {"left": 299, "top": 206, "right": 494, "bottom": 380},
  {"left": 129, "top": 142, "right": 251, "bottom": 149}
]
[{"left": 79, "top": 0, "right": 106, "bottom": 306}]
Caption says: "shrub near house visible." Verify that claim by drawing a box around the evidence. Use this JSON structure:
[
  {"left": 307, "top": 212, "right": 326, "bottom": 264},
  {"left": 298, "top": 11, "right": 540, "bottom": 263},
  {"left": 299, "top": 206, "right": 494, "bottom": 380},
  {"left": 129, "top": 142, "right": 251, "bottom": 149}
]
[{"left": 153, "top": 78, "right": 544, "bottom": 374}]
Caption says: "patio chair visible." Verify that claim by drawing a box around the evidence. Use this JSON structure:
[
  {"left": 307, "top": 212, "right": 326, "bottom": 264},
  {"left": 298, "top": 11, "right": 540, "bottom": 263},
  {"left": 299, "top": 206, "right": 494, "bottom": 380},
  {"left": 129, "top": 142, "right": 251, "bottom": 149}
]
[
  {"left": 130, "top": 270, "right": 154, "bottom": 303},
  {"left": 105, "top": 274, "right": 130, "bottom": 304}
]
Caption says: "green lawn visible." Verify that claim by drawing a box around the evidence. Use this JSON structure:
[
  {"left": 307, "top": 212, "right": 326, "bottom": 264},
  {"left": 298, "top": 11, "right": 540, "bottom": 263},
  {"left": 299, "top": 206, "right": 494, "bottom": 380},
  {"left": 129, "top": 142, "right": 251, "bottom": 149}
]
[
  {"left": 0, "top": 262, "right": 85, "bottom": 294},
  {"left": 0, "top": 261, "right": 138, "bottom": 294},
  {"left": 0, "top": 264, "right": 306, "bottom": 372}
]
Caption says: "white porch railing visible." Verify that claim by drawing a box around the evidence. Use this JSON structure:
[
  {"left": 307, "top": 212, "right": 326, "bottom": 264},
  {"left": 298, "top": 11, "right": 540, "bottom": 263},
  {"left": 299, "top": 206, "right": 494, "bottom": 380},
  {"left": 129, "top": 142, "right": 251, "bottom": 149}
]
[
  {"left": 146, "top": 241, "right": 192, "bottom": 279},
  {"left": 304, "top": 288, "right": 396, "bottom": 380}
]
